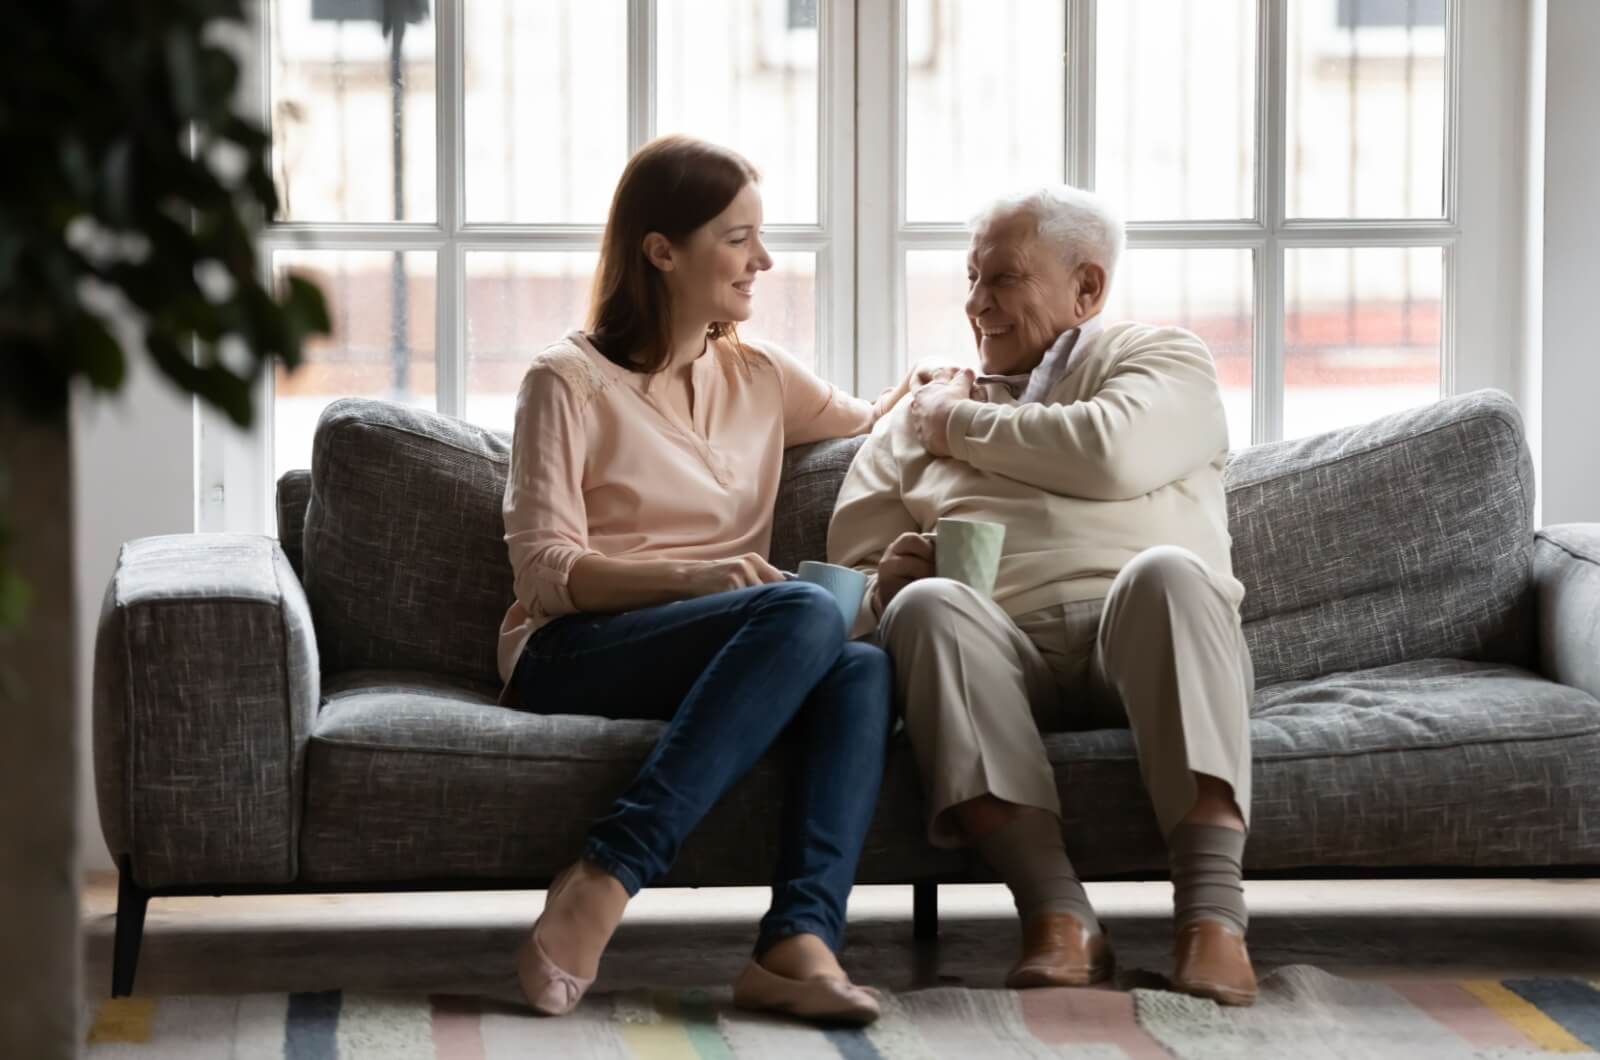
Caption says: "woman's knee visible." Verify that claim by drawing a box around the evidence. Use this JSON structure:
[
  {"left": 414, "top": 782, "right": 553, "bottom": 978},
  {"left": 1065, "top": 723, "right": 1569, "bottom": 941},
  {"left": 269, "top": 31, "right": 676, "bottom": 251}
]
[{"left": 752, "top": 580, "right": 848, "bottom": 653}]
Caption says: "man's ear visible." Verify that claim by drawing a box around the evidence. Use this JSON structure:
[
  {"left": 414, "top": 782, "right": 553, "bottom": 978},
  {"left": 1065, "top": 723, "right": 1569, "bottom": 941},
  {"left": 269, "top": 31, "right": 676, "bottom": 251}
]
[
  {"left": 643, "top": 232, "right": 675, "bottom": 272},
  {"left": 1075, "top": 262, "right": 1109, "bottom": 318}
]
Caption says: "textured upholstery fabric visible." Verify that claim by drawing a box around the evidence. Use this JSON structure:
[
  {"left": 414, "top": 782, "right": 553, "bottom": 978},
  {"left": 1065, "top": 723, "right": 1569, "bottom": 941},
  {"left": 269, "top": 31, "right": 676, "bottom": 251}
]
[
  {"left": 298, "top": 669, "right": 960, "bottom": 884},
  {"left": 296, "top": 659, "right": 1600, "bottom": 882},
  {"left": 276, "top": 469, "right": 311, "bottom": 582},
  {"left": 1044, "top": 657, "right": 1600, "bottom": 876},
  {"left": 1535, "top": 524, "right": 1600, "bottom": 703},
  {"left": 770, "top": 436, "right": 868, "bottom": 573},
  {"left": 92, "top": 534, "right": 319, "bottom": 887},
  {"left": 99, "top": 387, "right": 1587, "bottom": 891},
  {"left": 301, "top": 399, "right": 515, "bottom": 686},
  {"left": 1225, "top": 390, "right": 1536, "bottom": 688}
]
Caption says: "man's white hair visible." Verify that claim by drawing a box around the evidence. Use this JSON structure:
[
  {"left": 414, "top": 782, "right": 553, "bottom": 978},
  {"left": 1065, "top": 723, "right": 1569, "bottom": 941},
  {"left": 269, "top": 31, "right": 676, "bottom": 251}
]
[{"left": 969, "top": 185, "right": 1126, "bottom": 282}]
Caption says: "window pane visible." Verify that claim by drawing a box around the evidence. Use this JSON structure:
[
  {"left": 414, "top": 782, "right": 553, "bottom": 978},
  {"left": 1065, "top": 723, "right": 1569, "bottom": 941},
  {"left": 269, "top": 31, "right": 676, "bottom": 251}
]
[
  {"left": 908, "top": 248, "right": 1253, "bottom": 449},
  {"left": 464, "top": 252, "right": 599, "bottom": 430},
  {"left": 904, "top": 0, "right": 1066, "bottom": 222},
  {"left": 746, "top": 252, "right": 818, "bottom": 371},
  {"left": 1096, "top": 0, "right": 1256, "bottom": 221},
  {"left": 656, "top": 0, "right": 818, "bottom": 224},
  {"left": 464, "top": 251, "right": 816, "bottom": 432},
  {"left": 1104, "top": 249, "right": 1254, "bottom": 449},
  {"left": 1284, "top": 246, "right": 1441, "bottom": 439},
  {"left": 464, "top": 2, "right": 627, "bottom": 224},
  {"left": 1286, "top": 0, "right": 1447, "bottom": 218},
  {"left": 905, "top": 250, "right": 979, "bottom": 369},
  {"left": 273, "top": 250, "right": 437, "bottom": 478},
  {"left": 269, "top": 1, "right": 437, "bottom": 222}
]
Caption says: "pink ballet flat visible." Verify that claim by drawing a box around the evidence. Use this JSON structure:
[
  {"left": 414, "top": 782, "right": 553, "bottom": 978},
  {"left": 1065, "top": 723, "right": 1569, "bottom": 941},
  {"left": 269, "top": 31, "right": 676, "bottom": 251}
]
[
  {"left": 732, "top": 960, "right": 882, "bottom": 1026},
  {"left": 516, "top": 917, "right": 596, "bottom": 1016}
]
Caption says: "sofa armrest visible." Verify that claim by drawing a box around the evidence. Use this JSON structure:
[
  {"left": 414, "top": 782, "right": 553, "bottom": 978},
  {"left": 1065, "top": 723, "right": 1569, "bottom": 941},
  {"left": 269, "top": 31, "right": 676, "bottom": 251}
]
[
  {"left": 93, "top": 534, "right": 319, "bottom": 887},
  {"left": 1534, "top": 523, "right": 1600, "bottom": 702}
]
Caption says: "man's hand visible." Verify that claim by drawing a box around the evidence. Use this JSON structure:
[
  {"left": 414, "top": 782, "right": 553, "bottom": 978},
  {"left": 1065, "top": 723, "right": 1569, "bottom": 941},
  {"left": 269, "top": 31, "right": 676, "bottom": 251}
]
[
  {"left": 909, "top": 369, "right": 976, "bottom": 457},
  {"left": 878, "top": 359, "right": 965, "bottom": 413},
  {"left": 874, "top": 531, "right": 936, "bottom": 611}
]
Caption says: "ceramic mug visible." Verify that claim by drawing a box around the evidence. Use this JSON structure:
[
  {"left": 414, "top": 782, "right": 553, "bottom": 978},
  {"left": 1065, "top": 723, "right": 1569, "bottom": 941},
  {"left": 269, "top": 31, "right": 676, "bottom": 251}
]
[
  {"left": 796, "top": 560, "right": 870, "bottom": 628},
  {"left": 933, "top": 517, "right": 1006, "bottom": 596}
]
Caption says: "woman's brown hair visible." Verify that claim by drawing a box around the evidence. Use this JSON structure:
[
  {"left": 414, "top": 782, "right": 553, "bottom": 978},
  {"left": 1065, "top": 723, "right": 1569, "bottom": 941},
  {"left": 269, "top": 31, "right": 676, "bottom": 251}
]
[{"left": 585, "top": 135, "right": 761, "bottom": 375}]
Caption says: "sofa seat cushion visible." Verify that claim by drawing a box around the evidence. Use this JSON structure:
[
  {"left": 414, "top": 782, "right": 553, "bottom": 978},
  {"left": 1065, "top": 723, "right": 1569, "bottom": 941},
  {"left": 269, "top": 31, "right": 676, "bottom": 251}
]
[
  {"left": 1046, "top": 659, "right": 1600, "bottom": 877},
  {"left": 297, "top": 670, "right": 961, "bottom": 885}
]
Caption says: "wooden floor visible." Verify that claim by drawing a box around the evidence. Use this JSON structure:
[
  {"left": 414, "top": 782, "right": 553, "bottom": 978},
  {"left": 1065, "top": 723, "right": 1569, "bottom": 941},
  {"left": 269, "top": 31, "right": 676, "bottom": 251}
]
[{"left": 81, "top": 874, "right": 1600, "bottom": 1004}]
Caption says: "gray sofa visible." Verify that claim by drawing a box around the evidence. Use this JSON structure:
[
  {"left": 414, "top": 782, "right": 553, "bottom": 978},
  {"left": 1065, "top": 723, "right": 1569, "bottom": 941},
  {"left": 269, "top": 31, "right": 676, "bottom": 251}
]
[{"left": 93, "top": 387, "right": 1600, "bottom": 997}]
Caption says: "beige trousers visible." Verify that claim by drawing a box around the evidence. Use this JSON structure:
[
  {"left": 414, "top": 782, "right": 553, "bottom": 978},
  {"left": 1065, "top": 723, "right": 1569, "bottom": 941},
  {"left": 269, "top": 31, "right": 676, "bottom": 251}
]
[{"left": 878, "top": 545, "right": 1253, "bottom": 848}]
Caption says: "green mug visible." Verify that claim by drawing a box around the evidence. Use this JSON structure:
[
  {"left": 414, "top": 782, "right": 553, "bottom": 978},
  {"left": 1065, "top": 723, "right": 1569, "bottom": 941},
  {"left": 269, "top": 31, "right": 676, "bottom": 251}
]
[{"left": 933, "top": 517, "right": 1006, "bottom": 596}]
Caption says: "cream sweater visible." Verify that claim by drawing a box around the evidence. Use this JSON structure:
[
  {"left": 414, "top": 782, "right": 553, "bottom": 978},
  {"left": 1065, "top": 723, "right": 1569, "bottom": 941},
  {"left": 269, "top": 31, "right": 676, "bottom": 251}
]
[{"left": 827, "top": 321, "right": 1244, "bottom": 637}]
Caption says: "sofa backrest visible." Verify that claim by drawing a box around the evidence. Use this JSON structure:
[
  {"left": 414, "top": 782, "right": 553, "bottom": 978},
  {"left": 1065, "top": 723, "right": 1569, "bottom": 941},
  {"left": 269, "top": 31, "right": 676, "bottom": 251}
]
[
  {"left": 1224, "top": 389, "right": 1534, "bottom": 686},
  {"left": 298, "top": 399, "right": 514, "bottom": 687},
  {"left": 280, "top": 388, "right": 1535, "bottom": 691}
]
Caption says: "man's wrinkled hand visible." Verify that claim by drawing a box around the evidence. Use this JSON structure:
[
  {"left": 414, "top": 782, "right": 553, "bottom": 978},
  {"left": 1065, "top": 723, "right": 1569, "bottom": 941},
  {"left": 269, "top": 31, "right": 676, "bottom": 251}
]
[
  {"left": 910, "top": 369, "right": 975, "bottom": 457},
  {"left": 875, "top": 531, "right": 936, "bottom": 611}
]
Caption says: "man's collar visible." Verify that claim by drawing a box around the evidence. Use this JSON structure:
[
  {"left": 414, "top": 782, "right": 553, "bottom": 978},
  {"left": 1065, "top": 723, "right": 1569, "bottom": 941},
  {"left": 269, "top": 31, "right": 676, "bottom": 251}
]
[{"left": 973, "top": 315, "right": 1103, "bottom": 402}]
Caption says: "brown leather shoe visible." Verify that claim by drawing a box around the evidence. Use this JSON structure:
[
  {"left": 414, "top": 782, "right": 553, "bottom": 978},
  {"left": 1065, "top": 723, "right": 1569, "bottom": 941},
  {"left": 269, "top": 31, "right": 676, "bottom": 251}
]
[
  {"left": 1171, "top": 920, "right": 1257, "bottom": 1006},
  {"left": 1004, "top": 913, "right": 1115, "bottom": 988}
]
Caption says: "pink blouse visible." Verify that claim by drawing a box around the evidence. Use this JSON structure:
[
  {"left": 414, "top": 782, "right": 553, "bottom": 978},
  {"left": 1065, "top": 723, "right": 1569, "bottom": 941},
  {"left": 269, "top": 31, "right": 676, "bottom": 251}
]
[{"left": 496, "top": 329, "right": 888, "bottom": 701}]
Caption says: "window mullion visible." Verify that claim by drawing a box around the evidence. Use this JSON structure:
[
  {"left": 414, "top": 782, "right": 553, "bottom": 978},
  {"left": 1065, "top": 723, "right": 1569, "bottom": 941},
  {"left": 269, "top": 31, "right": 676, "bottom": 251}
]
[
  {"left": 856, "top": 0, "right": 898, "bottom": 395},
  {"left": 628, "top": 0, "right": 656, "bottom": 151},
  {"left": 1066, "top": 0, "right": 1096, "bottom": 188},
  {"left": 435, "top": 0, "right": 463, "bottom": 420},
  {"left": 1257, "top": 0, "right": 1287, "bottom": 444}
]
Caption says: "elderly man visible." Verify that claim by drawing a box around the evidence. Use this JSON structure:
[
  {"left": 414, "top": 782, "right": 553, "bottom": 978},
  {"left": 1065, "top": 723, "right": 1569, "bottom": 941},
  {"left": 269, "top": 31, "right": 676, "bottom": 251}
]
[{"left": 827, "top": 186, "right": 1256, "bottom": 1005}]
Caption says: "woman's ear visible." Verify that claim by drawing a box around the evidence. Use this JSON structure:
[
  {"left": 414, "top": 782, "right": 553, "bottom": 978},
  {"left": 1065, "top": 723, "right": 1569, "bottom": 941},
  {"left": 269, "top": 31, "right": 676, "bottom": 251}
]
[{"left": 642, "top": 232, "right": 675, "bottom": 272}]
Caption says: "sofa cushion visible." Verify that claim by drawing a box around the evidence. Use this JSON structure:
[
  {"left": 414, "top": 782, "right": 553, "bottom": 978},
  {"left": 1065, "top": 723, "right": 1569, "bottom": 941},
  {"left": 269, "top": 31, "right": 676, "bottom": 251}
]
[
  {"left": 1050, "top": 658, "right": 1600, "bottom": 876},
  {"left": 299, "top": 660, "right": 1600, "bottom": 883},
  {"left": 770, "top": 437, "right": 868, "bottom": 573},
  {"left": 297, "top": 670, "right": 962, "bottom": 885},
  {"left": 301, "top": 400, "right": 515, "bottom": 686},
  {"left": 1225, "top": 389, "right": 1536, "bottom": 687}
]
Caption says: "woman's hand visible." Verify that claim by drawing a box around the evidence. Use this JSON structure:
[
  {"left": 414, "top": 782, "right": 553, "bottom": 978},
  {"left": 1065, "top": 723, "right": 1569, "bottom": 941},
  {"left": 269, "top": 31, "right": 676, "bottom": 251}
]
[
  {"left": 678, "top": 553, "right": 788, "bottom": 598},
  {"left": 874, "top": 531, "right": 936, "bottom": 611}
]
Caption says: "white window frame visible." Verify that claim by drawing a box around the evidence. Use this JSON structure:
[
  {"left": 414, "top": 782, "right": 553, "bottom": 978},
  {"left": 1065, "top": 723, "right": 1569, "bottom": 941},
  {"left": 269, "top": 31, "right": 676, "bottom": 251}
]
[
  {"left": 856, "top": 0, "right": 1516, "bottom": 447},
  {"left": 205, "top": 0, "right": 1521, "bottom": 533},
  {"left": 201, "top": 0, "right": 856, "bottom": 534}
]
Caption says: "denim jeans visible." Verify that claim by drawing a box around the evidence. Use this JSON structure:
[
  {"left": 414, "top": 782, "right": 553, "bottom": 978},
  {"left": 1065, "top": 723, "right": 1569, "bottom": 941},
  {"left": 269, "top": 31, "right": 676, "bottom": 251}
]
[{"left": 511, "top": 580, "right": 893, "bottom": 955}]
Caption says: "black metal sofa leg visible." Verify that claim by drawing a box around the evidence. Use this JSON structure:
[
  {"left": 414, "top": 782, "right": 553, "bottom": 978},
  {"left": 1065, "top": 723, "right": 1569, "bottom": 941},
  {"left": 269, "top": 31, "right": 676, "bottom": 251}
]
[
  {"left": 913, "top": 881, "right": 939, "bottom": 941},
  {"left": 112, "top": 856, "right": 149, "bottom": 998}
]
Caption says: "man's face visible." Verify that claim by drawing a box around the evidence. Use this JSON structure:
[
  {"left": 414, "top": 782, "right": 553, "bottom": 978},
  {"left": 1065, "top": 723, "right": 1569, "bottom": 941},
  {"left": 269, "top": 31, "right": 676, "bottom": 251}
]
[{"left": 964, "top": 211, "right": 1086, "bottom": 376}]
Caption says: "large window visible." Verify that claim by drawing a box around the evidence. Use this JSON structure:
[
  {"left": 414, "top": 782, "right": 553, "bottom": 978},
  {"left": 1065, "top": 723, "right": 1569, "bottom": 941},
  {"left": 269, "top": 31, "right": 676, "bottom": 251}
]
[
  {"left": 865, "top": 0, "right": 1456, "bottom": 450},
  {"left": 206, "top": 0, "right": 1506, "bottom": 531}
]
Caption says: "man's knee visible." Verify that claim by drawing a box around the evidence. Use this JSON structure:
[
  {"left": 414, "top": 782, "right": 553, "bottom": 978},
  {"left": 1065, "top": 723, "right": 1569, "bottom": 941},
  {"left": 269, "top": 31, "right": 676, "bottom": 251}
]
[
  {"left": 878, "top": 577, "right": 979, "bottom": 645},
  {"left": 1110, "top": 545, "right": 1211, "bottom": 608}
]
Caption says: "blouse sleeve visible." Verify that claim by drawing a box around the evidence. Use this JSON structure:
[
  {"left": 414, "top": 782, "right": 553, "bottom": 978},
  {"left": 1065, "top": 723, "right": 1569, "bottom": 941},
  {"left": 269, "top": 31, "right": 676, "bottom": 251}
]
[
  {"left": 752, "top": 339, "right": 888, "bottom": 446},
  {"left": 502, "top": 361, "right": 602, "bottom": 619}
]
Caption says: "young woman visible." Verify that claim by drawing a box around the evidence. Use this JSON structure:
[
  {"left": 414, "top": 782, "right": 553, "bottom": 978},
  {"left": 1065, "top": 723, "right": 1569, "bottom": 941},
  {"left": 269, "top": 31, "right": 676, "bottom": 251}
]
[{"left": 498, "top": 135, "right": 931, "bottom": 1024}]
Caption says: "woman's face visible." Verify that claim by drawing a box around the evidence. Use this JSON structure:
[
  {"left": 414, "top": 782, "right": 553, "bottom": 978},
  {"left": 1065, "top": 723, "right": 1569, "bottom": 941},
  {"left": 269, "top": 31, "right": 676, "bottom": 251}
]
[{"left": 656, "top": 182, "right": 773, "bottom": 327}]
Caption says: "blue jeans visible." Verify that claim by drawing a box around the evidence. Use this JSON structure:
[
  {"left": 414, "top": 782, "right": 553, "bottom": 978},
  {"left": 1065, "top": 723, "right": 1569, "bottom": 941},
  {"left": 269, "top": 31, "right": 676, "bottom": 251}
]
[{"left": 511, "top": 580, "right": 893, "bottom": 955}]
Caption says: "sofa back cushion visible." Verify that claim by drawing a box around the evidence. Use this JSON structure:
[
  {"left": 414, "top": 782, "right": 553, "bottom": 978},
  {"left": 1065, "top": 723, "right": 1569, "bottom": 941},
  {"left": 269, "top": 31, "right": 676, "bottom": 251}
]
[
  {"left": 285, "top": 389, "right": 1535, "bottom": 692},
  {"left": 1224, "top": 389, "right": 1534, "bottom": 686},
  {"left": 301, "top": 399, "right": 513, "bottom": 686}
]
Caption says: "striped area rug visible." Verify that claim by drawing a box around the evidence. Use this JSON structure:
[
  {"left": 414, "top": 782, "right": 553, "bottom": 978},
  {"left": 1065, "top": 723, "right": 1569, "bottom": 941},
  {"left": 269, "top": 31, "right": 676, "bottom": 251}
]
[{"left": 84, "top": 966, "right": 1600, "bottom": 1059}]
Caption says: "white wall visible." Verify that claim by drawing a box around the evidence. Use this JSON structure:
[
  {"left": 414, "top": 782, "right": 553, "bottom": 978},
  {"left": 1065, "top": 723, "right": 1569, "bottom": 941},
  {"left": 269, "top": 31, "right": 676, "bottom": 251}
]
[
  {"left": 1534, "top": 0, "right": 1600, "bottom": 526},
  {"left": 71, "top": 356, "right": 196, "bottom": 874}
]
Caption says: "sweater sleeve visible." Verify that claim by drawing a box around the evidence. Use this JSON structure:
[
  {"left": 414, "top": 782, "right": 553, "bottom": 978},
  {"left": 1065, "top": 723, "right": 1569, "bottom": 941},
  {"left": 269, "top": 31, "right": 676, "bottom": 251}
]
[
  {"left": 826, "top": 416, "right": 921, "bottom": 638},
  {"left": 503, "top": 361, "right": 602, "bottom": 620},
  {"left": 943, "top": 326, "right": 1228, "bottom": 501},
  {"left": 754, "top": 340, "right": 885, "bottom": 446}
]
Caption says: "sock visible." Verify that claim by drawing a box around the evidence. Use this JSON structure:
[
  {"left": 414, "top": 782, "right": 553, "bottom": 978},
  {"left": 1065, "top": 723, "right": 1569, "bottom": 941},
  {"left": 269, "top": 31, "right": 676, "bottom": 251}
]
[
  {"left": 1168, "top": 823, "right": 1248, "bottom": 934},
  {"left": 975, "top": 809, "right": 1100, "bottom": 932}
]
